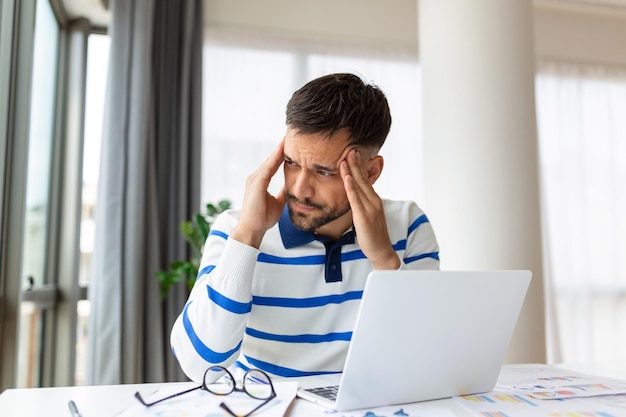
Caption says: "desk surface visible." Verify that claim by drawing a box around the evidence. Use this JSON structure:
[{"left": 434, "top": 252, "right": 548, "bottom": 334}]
[{"left": 2, "top": 362, "right": 626, "bottom": 417}]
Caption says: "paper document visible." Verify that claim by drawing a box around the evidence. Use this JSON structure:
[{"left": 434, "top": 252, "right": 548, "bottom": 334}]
[
  {"left": 289, "top": 397, "right": 459, "bottom": 417},
  {"left": 456, "top": 391, "right": 626, "bottom": 417},
  {"left": 454, "top": 364, "right": 626, "bottom": 417},
  {"left": 115, "top": 380, "right": 298, "bottom": 417},
  {"left": 494, "top": 364, "right": 626, "bottom": 399}
]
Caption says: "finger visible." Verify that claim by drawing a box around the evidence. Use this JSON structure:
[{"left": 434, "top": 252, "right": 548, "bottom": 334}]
[
  {"left": 255, "top": 139, "right": 285, "bottom": 186},
  {"left": 266, "top": 138, "right": 286, "bottom": 173},
  {"left": 340, "top": 161, "right": 364, "bottom": 209},
  {"left": 348, "top": 150, "right": 368, "bottom": 181},
  {"left": 344, "top": 151, "right": 379, "bottom": 206}
]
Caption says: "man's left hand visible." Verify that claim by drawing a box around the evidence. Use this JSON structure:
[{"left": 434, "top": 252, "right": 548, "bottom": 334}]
[{"left": 340, "top": 149, "right": 401, "bottom": 270}]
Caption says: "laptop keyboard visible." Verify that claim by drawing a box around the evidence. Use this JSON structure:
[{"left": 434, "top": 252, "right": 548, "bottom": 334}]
[{"left": 304, "top": 385, "right": 339, "bottom": 401}]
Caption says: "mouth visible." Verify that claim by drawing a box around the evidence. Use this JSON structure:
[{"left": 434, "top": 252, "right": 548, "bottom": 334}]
[
  {"left": 286, "top": 193, "right": 324, "bottom": 213},
  {"left": 290, "top": 200, "right": 317, "bottom": 214}
]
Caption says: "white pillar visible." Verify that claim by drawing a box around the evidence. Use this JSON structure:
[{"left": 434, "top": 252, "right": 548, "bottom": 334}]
[{"left": 419, "top": 0, "right": 546, "bottom": 363}]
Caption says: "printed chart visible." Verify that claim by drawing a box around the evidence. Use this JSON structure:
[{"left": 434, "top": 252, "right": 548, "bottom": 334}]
[{"left": 454, "top": 365, "right": 626, "bottom": 417}]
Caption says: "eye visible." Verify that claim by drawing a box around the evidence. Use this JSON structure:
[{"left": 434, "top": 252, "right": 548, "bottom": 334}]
[
  {"left": 317, "top": 170, "right": 334, "bottom": 177},
  {"left": 284, "top": 159, "right": 297, "bottom": 168}
]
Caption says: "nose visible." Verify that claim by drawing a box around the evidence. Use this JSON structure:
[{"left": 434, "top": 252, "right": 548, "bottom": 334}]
[{"left": 291, "top": 170, "right": 314, "bottom": 199}]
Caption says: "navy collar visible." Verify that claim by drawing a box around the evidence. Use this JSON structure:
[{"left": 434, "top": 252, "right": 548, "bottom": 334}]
[
  {"left": 279, "top": 205, "right": 318, "bottom": 248},
  {"left": 278, "top": 205, "right": 356, "bottom": 282},
  {"left": 278, "top": 205, "right": 355, "bottom": 248}
]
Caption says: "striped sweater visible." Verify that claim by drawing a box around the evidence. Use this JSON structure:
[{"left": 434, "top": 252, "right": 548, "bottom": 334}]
[{"left": 170, "top": 199, "right": 440, "bottom": 383}]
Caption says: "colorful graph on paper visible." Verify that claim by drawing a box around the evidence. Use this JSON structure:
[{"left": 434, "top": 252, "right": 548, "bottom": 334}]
[
  {"left": 455, "top": 392, "right": 626, "bottom": 417},
  {"left": 494, "top": 365, "right": 626, "bottom": 400},
  {"left": 454, "top": 365, "right": 626, "bottom": 417}
]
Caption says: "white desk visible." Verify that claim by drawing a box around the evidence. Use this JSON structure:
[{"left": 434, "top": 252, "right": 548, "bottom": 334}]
[
  {"left": 0, "top": 380, "right": 471, "bottom": 417},
  {"left": 2, "top": 363, "right": 626, "bottom": 417},
  {"left": 0, "top": 382, "right": 165, "bottom": 417}
]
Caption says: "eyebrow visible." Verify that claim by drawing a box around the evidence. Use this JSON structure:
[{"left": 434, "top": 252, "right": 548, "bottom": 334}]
[{"left": 283, "top": 153, "right": 338, "bottom": 173}]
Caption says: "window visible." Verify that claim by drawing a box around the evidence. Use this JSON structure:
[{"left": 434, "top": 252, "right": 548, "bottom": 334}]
[
  {"left": 75, "top": 33, "right": 110, "bottom": 385},
  {"left": 536, "top": 62, "right": 626, "bottom": 363},
  {"left": 17, "top": 0, "right": 59, "bottom": 388},
  {"left": 0, "top": 0, "right": 110, "bottom": 388},
  {"left": 201, "top": 36, "right": 422, "bottom": 209}
]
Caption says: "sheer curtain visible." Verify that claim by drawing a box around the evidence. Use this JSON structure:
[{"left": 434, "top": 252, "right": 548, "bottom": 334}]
[
  {"left": 201, "top": 33, "right": 422, "bottom": 209},
  {"left": 535, "top": 61, "right": 626, "bottom": 364},
  {"left": 87, "top": 0, "right": 203, "bottom": 384}
]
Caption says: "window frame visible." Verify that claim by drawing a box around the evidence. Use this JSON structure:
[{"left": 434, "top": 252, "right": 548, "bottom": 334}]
[
  {"left": 1, "top": 0, "right": 39, "bottom": 390},
  {"left": 1, "top": 0, "right": 101, "bottom": 389}
]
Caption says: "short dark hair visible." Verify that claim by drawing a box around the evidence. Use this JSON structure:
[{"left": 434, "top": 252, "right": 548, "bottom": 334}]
[{"left": 285, "top": 73, "right": 392, "bottom": 150}]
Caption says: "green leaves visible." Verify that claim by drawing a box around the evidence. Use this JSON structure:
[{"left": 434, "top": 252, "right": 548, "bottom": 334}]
[{"left": 157, "top": 200, "right": 231, "bottom": 300}]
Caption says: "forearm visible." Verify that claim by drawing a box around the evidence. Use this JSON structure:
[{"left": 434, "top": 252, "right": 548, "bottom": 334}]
[
  {"left": 230, "top": 224, "right": 266, "bottom": 249},
  {"left": 369, "top": 246, "right": 402, "bottom": 270}
]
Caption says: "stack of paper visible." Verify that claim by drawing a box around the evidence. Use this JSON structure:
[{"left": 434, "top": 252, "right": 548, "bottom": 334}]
[{"left": 454, "top": 364, "right": 626, "bottom": 417}]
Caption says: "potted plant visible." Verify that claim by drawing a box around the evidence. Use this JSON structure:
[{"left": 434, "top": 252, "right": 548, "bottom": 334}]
[{"left": 157, "top": 200, "right": 231, "bottom": 299}]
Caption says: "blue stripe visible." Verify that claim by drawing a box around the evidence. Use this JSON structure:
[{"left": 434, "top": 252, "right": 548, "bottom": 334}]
[
  {"left": 393, "top": 240, "right": 407, "bottom": 251},
  {"left": 207, "top": 286, "right": 252, "bottom": 314},
  {"left": 253, "top": 290, "right": 363, "bottom": 308},
  {"left": 244, "top": 355, "right": 341, "bottom": 378},
  {"left": 258, "top": 244, "right": 407, "bottom": 265},
  {"left": 259, "top": 251, "right": 371, "bottom": 264},
  {"left": 234, "top": 361, "right": 250, "bottom": 372},
  {"left": 404, "top": 252, "right": 440, "bottom": 264},
  {"left": 209, "top": 229, "right": 229, "bottom": 240},
  {"left": 198, "top": 264, "right": 216, "bottom": 277},
  {"left": 246, "top": 327, "right": 352, "bottom": 343},
  {"left": 339, "top": 249, "right": 365, "bottom": 262},
  {"left": 408, "top": 214, "right": 429, "bottom": 235},
  {"left": 257, "top": 253, "right": 325, "bottom": 265},
  {"left": 182, "top": 302, "right": 242, "bottom": 363}
]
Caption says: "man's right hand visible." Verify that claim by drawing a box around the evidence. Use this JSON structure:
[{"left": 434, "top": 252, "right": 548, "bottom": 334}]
[{"left": 230, "top": 138, "right": 286, "bottom": 248}]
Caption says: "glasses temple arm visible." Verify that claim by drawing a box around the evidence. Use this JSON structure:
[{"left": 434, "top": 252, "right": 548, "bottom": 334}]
[
  {"left": 134, "top": 385, "right": 202, "bottom": 407},
  {"left": 219, "top": 391, "right": 277, "bottom": 417}
]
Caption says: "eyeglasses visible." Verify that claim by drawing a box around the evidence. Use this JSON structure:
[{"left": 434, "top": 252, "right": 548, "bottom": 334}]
[{"left": 134, "top": 366, "right": 277, "bottom": 417}]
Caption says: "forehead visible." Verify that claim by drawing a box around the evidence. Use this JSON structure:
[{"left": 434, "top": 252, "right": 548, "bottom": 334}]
[{"left": 284, "top": 128, "right": 353, "bottom": 165}]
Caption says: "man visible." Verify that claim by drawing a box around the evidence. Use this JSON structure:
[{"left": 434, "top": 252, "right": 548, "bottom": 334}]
[{"left": 171, "top": 73, "right": 439, "bottom": 383}]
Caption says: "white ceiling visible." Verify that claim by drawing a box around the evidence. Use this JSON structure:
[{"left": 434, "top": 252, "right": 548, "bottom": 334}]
[
  {"left": 537, "top": 0, "right": 626, "bottom": 11},
  {"left": 554, "top": 0, "right": 626, "bottom": 6},
  {"left": 60, "top": 0, "right": 626, "bottom": 31}
]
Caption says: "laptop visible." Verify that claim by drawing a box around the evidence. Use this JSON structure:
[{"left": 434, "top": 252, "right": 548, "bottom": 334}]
[{"left": 296, "top": 269, "right": 532, "bottom": 411}]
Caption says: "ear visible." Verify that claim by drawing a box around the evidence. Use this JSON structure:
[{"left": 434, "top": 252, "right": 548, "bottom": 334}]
[{"left": 366, "top": 155, "right": 384, "bottom": 184}]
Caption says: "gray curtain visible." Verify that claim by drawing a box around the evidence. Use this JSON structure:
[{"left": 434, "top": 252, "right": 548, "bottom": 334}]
[{"left": 87, "top": 0, "right": 202, "bottom": 385}]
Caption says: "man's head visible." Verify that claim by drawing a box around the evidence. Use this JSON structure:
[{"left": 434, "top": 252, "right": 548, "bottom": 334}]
[
  {"left": 282, "top": 74, "right": 391, "bottom": 238},
  {"left": 285, "top": 73, "right": 392, "bottom": 151}
]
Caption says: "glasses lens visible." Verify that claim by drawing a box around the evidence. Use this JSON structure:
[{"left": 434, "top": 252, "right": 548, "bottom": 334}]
[
  {"left": 204, "top": 366, "right": 234, "bottom": 395},
  {"left": 243, "top": 370, "right": 274, "bottom": 400}
]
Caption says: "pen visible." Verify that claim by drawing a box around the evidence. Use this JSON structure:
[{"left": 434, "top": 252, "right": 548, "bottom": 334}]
[{"left": 68, "top": 400, "right": 83, "bottom": 417}]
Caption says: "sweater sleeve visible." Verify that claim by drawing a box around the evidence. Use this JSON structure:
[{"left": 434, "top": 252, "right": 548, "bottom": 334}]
[
  {"left": 170, "top": 210, "right": 258, "bottom": 383},
  {"left": 402, "top": 202, "right": 440, "bottom": 270}
]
